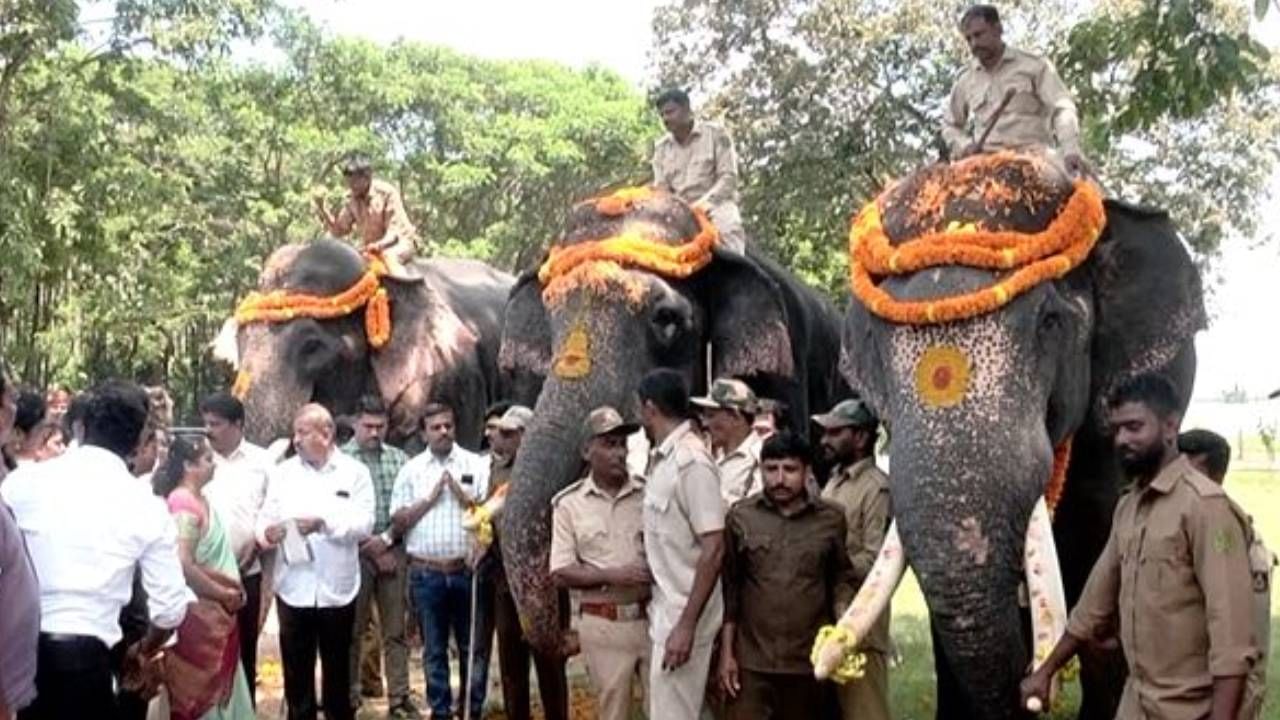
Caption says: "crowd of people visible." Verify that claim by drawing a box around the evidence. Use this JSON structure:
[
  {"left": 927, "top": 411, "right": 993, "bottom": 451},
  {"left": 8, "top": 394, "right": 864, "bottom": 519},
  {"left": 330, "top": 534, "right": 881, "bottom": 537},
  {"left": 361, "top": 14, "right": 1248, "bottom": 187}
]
[
  {"left": 1, "top": 364, "right": 1272, "bottom": 720},
  {"left": 0, "top": 2, "right": 1276, "bottom": 719}
]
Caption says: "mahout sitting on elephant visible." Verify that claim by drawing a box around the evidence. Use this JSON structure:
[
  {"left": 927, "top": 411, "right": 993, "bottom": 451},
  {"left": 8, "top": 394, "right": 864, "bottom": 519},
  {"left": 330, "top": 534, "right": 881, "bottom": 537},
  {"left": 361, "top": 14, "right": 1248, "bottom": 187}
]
[
  {"left": 812, "top": 151, "right": 1205, "bottom": 719},
  {"left": 218, "top": 239, "right": 532, "bottom": 448},
  {"left": 496, "top": 186, "right": 848, "bottom": 654}
]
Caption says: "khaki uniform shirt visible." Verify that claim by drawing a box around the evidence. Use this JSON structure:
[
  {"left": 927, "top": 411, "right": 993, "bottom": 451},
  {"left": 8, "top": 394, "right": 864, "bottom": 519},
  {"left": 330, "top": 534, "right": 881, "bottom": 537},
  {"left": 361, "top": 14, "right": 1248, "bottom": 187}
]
[
  {"left": 820, "top": 457, "right": 892, "bottom": 654},
  {"left": 643, "top": 421, "right": 725, "bottom": 645},
  {"left": 549, "top": 474, "right": 648, "bottom": 605},
  {"left": 1067, "top": 456, "right": 1258, "bottom": 720},
  {"left": 943, "top": 46, "right": 1082, "bottom": 160},
  {"left": 652, "top": 121, "right": 745, "bottom": 249},
  {"left": 717, "top": 433, "right": 763, "bottom": 507},
  {"left": 1236, "top": 506, "right": 1275, "bottom": 720},
  {"left": 724, "top": 494, "right": 855, "bottom": 674},
  {"left": 333, "top": 178, "right": 420, "bottom": 252}
]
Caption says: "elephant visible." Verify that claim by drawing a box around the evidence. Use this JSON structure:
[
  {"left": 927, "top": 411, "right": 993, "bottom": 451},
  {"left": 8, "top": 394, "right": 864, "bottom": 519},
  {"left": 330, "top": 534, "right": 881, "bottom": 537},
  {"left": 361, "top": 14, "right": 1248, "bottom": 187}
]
[
  {"left": 835, "top": 153, "right": 1205, "bottom": 719},
  {"left": 221, "top": 239, "right": 526, "bottom": 448},
  {"left": 497, "top": 187, "right": 848, "bottom": 653}
]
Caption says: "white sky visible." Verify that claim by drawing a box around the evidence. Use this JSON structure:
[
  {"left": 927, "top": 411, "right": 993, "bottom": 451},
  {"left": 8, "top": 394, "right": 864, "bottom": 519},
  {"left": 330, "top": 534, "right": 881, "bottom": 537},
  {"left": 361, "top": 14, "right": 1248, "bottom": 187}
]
[{"left": 290, "top": 0, "right": 1280, "bottom": 400}]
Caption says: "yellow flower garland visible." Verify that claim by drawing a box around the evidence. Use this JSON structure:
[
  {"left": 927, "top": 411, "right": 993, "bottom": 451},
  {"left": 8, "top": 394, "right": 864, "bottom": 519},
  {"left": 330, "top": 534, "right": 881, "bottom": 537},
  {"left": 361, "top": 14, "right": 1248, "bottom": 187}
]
[
  {"left": 234, "top": 254, "right": 393, "bottom": 350},
  {"left": 538, "top": 187, "right": 720, "bottom": 305},
  {"left": 849, "top": 179, "right": 1105, "bottom": 325}
]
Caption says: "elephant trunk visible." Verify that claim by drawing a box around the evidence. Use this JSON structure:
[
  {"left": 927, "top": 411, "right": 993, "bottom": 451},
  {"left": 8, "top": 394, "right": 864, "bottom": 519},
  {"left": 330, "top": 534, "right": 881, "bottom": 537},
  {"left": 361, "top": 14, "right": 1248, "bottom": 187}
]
[
  {"left": 500, "top": 374, "right": 630, "bottom": 654},
  {"left": 238, "top": 327, "right": 312, "bottom": 445},
  {"left": 891, "top": 416, "right": 1050, "bottom": 719}
]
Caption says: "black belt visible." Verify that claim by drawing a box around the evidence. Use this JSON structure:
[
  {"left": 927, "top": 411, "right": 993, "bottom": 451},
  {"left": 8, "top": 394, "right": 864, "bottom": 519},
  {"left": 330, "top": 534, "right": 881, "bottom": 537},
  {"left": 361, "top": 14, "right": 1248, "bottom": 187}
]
[{"left": 41, "top": 633, "right": 107, "bottom": 647}]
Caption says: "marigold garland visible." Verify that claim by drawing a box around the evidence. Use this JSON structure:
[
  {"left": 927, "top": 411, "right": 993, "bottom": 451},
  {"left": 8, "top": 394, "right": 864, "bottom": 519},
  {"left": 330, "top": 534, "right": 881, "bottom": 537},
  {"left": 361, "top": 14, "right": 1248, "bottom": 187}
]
[
  {"left": 538, "top": 193, "right": 719, "bottom": 304},
  {"left": 1046, "top": 437, "right": 1072, "bottom": 515},
  {"left": 234, "top": 255, "right": 393, "bottom": 351},
  {"left": 593, "top": 186, "right": 658, "bottom": 216},
  {"left": 811, "top": 625, "right": 867, "bottom": 683},
  {"left": 849, "top": 179, "right": 1105, "bottom": 325}
]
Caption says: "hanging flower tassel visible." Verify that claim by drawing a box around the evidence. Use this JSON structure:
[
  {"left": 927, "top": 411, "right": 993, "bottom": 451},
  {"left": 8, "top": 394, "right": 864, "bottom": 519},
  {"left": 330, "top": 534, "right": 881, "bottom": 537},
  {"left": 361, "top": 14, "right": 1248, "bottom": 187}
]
[
  {"left": 366, "top": 288, "right": 392, "bottom": 349},
  {"left": 1046, "top": 437, "right": 1073, "bottom": 515}
]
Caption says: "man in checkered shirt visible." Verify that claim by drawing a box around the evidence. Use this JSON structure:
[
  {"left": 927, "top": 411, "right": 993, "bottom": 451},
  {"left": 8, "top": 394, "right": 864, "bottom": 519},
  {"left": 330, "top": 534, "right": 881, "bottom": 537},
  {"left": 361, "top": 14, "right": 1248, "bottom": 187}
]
[{"left": 391, "top": 402, "right": 491, "bottom": 720}]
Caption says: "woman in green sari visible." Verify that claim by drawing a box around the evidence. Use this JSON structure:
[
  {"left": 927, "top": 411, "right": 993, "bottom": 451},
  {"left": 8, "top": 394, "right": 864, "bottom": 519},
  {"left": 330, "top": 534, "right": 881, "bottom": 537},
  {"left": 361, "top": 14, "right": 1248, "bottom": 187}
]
[{"left": 153, "top": 434, "right": 255, "bottom": 720}]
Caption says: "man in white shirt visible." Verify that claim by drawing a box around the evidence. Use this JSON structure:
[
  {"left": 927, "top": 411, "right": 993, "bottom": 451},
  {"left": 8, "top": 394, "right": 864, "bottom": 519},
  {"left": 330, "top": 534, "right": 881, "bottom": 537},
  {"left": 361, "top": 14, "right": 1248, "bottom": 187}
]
[
  {"left": 2, "top": 380, "right": 194, "bottom": 720},
  {"left": 391, "top": 402, "right": 491, "bottom": 720},
  {"left": 200, "top": 391, "right": 274, "bottom": 705},
  {"left": 257, "top": 404, "right": 375, "bottom": 720}
]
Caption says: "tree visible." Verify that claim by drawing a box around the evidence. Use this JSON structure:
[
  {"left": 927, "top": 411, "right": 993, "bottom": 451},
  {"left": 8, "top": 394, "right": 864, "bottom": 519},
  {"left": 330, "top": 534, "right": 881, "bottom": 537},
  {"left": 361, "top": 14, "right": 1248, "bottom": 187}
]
[
  {"left": 0, "top": 8, "right": 655, "bottom": 415},
  {"left": 651, "top": 0, "right": 1280, "bottom": 296}
]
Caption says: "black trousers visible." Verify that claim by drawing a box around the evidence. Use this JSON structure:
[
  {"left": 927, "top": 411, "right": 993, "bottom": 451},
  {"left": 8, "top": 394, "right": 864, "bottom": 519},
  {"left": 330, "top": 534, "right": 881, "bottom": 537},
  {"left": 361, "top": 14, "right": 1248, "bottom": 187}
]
[
  {"left": 19, "top": 634, "right": 117, "bottom": 720},
  {"left": 277, "top": 599, "right": 356, "bottom": 720},
  {"left": 493, "top": 579, "right": 569, "bottom": 720},
  {"left": 237, "top": 571, "right": 263, "bottom": 707}
]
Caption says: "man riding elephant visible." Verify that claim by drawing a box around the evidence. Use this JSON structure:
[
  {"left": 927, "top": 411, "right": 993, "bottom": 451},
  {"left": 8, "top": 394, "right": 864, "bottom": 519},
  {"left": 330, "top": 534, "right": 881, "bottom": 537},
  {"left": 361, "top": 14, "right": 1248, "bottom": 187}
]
[
  {"left": 943, "top": 5, "right": 1090, "bottom": 177},
  {"left": 651, "top": 89, "right": 748, "bottom": 252},
  {"left": 497, "top": 185, "right": 846, "bottom": 656},
  {"left": 812, "top": 151, "right": 1205, "bottom": 719},
  {"left": 313, "top": 154, "right": 421, "bottom": 277}
]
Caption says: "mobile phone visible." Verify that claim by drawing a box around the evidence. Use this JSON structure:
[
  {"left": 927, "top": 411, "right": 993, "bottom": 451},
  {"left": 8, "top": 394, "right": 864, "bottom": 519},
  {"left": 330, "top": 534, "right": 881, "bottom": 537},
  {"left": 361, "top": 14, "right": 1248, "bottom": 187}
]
[{"left": 461, "top": 473, "right": 474, "bottom": 486}]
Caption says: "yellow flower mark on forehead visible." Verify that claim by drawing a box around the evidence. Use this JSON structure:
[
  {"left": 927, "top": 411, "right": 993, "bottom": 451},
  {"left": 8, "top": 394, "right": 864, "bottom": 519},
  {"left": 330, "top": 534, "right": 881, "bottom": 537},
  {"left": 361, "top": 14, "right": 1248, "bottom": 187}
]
[
  {"left": 553, "top": 324, "right": 592, "bottom": 380},
  {"left": 914, "top": 344, "right": 971, "bottom": 409},
  {"left": 232, "top": 370, "right": 252, "bottom": 400}
]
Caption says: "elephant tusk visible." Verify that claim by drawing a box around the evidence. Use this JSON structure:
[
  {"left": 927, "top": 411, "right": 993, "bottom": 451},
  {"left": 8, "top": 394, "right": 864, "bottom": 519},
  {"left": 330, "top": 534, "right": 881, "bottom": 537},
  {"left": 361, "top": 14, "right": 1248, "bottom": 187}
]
[
  {"left": 211, "top": 317, "right": 241, "bottom": 369},
  {"left": 1023, "top": 495, "right": 1068, "bottom": 709},
  {"left": 813, "top": 520, "right": 906, "bottom": 681}
]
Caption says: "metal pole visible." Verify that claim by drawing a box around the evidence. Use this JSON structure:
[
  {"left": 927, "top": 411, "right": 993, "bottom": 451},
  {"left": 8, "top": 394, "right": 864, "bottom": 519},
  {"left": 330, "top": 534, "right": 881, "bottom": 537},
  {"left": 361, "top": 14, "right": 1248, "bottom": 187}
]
[{"left": 463, "top": 566, "right": 479, "bottom": 720}]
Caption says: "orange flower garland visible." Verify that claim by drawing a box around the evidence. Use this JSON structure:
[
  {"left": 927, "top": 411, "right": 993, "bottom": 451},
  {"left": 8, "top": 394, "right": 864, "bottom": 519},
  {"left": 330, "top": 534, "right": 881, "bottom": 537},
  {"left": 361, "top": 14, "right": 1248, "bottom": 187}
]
[
  {"left": 849, "top": 180, "right": 1105, "bottom": 325},
  {"left": 1046, "top": 437, "right": 1073, "bottom": 514},
  {"left": 538, "top": 199, "right": 719, "bottom": 304},
  {"left": 235, "top": 255, "right": 393, "bottom": 350},
  {"left": 592, "top": 186, "right": 658, "bottom": 216}
]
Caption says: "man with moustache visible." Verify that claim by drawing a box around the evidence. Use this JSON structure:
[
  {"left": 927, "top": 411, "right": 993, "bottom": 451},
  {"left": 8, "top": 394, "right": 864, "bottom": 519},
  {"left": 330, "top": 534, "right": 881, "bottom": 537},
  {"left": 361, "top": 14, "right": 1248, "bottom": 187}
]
[
  {"left": 943, "top": 5, "right": 1088, "bottom": 176},
  {"left": 550, "top": 406, "right": 651, "bottom": 720},
  {"left": 651, "top": 88, "right": 746, "bottom": 252},
  {"left": 718, "top": 431, "right": 854, "bottom": 719},
  {"left": 1022, "top": 374, "right": 1257, "bottom": 718},
  {"left": 813, "top": 398, "right": 892, "bottom": 720}
]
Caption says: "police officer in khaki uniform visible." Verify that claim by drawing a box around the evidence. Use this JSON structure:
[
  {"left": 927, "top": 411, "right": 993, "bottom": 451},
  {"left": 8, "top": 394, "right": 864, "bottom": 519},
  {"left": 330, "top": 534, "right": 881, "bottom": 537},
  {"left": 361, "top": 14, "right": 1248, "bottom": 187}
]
[
  {"left": 1179, "top": 428, "right": 1275, "bottom": 719},
  {"left": 942, "top": 5, "right": 1089, "bottom": 176},
  {"left": 1023, "top": 375, "right": 1259, "bottom": 717},
  {"left": 550, "top": 407, "right": 650, "bottom": 720},
  {"left": 813, "top": 398, "right": 892, "bottom": 720},
  {"left": 692, "top": 378, "right": 763, "bottom": 507},
  {"left": 638, "top": 369, "right": 725, "bottom": 720},
  {"left": 651, "top": 88, "right": 747, "bottom": 252}
]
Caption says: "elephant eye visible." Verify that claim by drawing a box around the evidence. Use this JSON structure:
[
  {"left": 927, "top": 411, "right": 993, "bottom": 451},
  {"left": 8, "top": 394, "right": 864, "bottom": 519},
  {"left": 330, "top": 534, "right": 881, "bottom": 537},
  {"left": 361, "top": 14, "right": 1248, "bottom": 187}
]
[{"left": 650, "top": 304, "right": 687, "bottom": 346}]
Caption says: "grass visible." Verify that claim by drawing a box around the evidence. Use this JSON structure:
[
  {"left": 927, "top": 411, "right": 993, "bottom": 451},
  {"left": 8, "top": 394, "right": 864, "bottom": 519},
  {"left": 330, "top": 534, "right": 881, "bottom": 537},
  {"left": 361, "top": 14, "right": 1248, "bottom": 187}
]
[{"left": 886, "top": 467, "right": 1278, "bottom": 719}]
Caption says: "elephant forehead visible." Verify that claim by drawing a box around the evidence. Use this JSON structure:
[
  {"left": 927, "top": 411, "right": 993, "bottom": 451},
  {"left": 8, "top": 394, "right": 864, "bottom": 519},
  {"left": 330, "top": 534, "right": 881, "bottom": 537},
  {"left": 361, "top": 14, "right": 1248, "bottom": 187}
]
[{"left": 887, "top": 316, "right": 1025, "bottom": 425}]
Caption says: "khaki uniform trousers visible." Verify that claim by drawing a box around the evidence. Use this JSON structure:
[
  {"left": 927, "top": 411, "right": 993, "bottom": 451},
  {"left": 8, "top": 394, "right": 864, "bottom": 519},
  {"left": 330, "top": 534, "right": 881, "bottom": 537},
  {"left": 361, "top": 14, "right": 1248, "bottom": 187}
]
[
  {"left": 579, "top": 614, "right": 649, "bottom": 720},
  {"left": 835, "top": 649, "right": 889, "bottom": 720},
  {"left": 648, "top": 637, "right": 716, "bottom": 720}
]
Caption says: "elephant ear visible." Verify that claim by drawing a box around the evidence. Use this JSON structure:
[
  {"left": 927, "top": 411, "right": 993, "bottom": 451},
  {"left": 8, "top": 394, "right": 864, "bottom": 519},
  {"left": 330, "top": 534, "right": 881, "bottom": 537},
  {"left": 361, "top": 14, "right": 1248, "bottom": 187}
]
[
  {"left": 497, "top": 271, "right": 552, "bottom": 380},
  {"left": 701, "top": 250, "right": 795, "bottom": 379},
  {"left": 1087, "top": 201, "right": 1207, "bottom": 413},
  {"left": 371, "top": 279, "right": 479, "bottom": 439},
  {"left": 839, "top": 299, "right": 888, "bottom": 417}
]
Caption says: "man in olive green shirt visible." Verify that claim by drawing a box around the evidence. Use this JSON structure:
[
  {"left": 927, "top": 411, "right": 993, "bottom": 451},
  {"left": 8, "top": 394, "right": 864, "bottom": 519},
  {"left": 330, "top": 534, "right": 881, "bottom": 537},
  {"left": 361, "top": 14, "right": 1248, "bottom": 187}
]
[
  {"left": 651, "top": 88, "right": 747, "bottom": 252},
  {"left": 813, "top": 398, "right": 892, "bottom": 720},
  {"left": 943, "top": 5, "right": 1088, "bottom": 176},
  {"left": 1023, "top": 375, "right": 1257, "bottom": 718}
]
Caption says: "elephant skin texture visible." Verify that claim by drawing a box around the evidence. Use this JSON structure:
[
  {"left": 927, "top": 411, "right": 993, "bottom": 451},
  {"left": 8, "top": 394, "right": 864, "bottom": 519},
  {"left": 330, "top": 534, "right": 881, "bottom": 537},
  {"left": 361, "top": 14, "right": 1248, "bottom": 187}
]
[
  {"left": 231, "top": 240, "right": 524, "bottom": 449},
  {"left": 839, "top": 158, "right": 1205, "bottom": 720},
  {"left": 497, "top": 192, "right": 847, "bottom": 654}
]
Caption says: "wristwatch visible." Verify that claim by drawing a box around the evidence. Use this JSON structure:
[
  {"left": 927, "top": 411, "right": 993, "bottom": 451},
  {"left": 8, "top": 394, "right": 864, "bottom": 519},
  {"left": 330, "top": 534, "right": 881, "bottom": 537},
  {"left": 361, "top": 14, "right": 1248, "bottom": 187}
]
[{"left": 380, "top": 530, "right": 396, "bottom": 546}]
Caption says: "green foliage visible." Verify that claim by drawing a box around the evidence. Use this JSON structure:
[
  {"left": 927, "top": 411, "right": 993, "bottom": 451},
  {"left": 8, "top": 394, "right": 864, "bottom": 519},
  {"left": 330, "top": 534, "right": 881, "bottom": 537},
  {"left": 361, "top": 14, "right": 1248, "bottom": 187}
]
[
  {"left": 652, "top": 0, "right": 1280, "bottom": 297},
  {"left": 0, "top": 4, "right": 653, "bottom": 413}
]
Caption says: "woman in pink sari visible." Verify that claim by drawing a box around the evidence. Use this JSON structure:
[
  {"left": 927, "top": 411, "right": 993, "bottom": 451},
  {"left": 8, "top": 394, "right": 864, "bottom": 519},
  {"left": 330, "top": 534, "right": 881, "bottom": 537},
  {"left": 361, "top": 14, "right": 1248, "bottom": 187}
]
[{"left": 153, "top": 434, "right": 255, "bottom": 719}]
